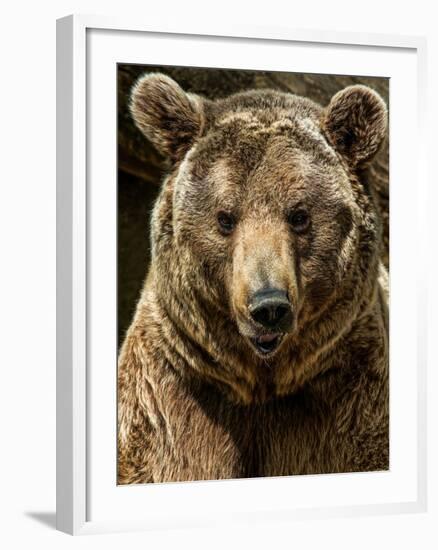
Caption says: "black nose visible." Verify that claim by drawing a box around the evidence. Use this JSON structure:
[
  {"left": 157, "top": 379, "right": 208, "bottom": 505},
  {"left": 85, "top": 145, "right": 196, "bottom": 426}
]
[{"left": 248, "top": 289, "right": 293, "bottom": 330}]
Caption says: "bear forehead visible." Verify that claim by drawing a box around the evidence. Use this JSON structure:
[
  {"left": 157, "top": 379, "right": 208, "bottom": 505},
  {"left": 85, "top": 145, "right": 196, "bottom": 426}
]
[
  {"left": 190, "top": 114, "right": 341, "bottom": 185},
  {"left": 182, "top": 142, "right": 352, "bottom": 217},
  {"left": 196, "top": 91, "right": 340, "bottom": 170},
  {"left": 219, "top": 112, "right": 337, "bottom": 161}
]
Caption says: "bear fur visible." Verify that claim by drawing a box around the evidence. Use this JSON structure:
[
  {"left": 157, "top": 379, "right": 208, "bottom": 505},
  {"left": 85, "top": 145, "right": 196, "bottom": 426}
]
[{"left": 118, "top": 73, "right": 389, "bottom": 484}]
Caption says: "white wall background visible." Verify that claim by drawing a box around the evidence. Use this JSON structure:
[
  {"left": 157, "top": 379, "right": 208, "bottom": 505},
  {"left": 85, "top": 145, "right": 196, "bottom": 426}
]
[{"left": 0, "top": 1, "right": 436, "bottom": 548}]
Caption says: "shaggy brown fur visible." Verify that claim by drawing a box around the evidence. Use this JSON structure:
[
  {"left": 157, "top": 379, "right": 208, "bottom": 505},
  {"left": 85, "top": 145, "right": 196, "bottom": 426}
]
[{"left": 118, "top": 74, "right": 389, "bottom": 484}]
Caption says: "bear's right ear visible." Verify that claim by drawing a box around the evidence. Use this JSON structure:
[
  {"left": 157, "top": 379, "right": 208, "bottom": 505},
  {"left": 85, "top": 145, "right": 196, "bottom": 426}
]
[{"left": 130, "top": 73, "right": 204, "bottom": 163}]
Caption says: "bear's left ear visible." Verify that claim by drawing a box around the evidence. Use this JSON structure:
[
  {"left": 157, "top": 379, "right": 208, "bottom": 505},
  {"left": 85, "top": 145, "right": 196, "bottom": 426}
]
[
  {"left": 130, "top": 73, "right": 204, "bottom": 163},
  {"left": 323, "top": 85, "right": 387, "bottom": 167}
]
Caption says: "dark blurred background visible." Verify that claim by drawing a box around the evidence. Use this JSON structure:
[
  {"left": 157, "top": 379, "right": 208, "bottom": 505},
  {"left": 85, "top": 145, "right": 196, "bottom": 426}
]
[{"left": 118, "top": 65, "right": 389, "bottom": 348}]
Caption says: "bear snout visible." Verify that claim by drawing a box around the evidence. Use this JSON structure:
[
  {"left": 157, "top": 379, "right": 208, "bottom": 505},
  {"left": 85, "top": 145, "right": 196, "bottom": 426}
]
[{"left": 248, "top": 288, "right": 294, "bottom": 332}]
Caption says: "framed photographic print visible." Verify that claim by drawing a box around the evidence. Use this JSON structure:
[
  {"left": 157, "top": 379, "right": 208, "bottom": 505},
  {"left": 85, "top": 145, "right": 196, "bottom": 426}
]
[{"left": 56, "top": 15, "right": 427, "bottom": 535}]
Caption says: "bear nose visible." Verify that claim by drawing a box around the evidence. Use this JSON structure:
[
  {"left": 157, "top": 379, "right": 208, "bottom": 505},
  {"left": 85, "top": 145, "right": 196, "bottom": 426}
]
[{"left": 248, "top": 289, "right": 293, "bottom": 330}]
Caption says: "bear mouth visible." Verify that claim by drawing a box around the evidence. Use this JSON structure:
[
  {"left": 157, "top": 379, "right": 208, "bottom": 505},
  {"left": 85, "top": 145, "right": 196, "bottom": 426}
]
[{"left": 250, "top": 333, "right": 283, "bottom": 355}]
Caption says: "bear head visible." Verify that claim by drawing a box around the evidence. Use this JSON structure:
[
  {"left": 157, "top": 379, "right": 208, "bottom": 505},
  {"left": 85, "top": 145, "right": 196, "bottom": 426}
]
[{"left": 130, "top": 73, "right": 387, "bottom": 402}]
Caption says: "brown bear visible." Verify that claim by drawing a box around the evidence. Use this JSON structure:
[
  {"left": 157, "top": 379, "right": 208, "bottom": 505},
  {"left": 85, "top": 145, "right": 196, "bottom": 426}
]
[{"left": 117, "top": 73, "right": 389, "bottom": 484}]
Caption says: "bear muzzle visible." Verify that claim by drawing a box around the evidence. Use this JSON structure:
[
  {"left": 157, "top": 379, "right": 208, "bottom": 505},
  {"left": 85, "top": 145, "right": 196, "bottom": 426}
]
[{"left": 247, "top": 288, "right": 294, "bottom": 355}]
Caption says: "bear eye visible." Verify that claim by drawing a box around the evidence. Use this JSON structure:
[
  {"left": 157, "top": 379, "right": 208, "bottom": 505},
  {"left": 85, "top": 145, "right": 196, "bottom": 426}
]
[
  {"left": 288, "top": 209, "right": 310, "bottom": 233},
  {"left": 217, "top": 211, "right": 236, "bottom": 236}
]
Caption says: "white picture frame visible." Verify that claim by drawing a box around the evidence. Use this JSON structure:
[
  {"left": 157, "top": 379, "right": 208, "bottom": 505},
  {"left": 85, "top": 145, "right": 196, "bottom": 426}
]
[{"left": 56, "top": 14, "right": 428, "bottom": 535}]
